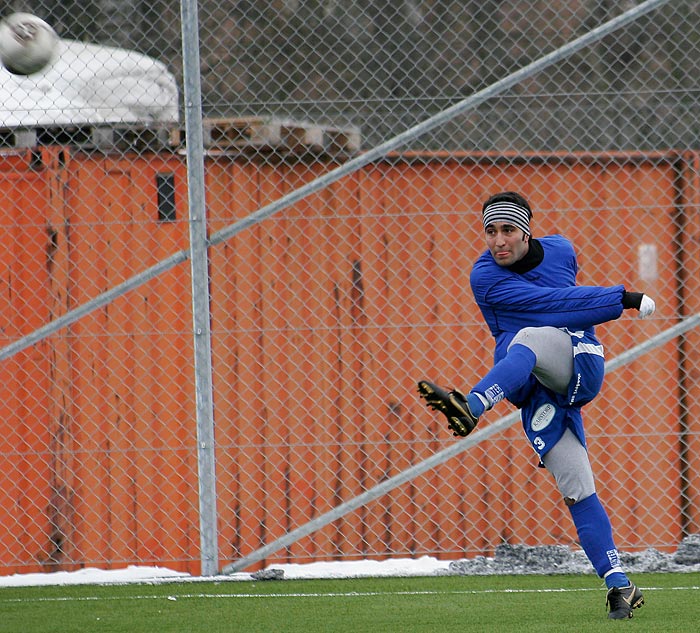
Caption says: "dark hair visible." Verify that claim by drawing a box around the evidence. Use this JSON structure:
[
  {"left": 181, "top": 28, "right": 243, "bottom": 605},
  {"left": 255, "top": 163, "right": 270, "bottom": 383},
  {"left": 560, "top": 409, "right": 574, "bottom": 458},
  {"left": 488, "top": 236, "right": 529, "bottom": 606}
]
[{"left": 482, "top": 191, "right": 533, "bottom": 219}]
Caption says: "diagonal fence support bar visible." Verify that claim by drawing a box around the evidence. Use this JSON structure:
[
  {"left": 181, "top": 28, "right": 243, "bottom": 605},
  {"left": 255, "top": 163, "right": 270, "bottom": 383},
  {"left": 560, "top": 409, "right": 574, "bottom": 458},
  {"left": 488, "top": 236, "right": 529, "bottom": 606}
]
[
  {"left": 0, "top": 251, "right": 189, "bottom": 362},
  {"left": 222, "top": 413, "right": 519, "bottom": 575},
  {"left": 0, "top": 0, "right": 671, "bottom": 364},
  {"left": 222, "top": 312, "right": 700, "bottom": 574}
]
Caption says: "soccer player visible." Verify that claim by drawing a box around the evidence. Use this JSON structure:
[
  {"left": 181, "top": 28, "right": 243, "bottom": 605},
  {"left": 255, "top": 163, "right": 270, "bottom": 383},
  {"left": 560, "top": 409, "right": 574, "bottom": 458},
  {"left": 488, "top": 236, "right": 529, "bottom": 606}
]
[{"left": 418, "top": 191, "right": 654, "bottom": 619}]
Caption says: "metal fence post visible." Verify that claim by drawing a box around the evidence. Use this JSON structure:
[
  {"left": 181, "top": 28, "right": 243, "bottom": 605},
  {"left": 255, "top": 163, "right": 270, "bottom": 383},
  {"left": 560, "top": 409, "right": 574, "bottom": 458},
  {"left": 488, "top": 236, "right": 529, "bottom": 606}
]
[{"left": 180, "top": 0, "right": 219, "bottom": 576}]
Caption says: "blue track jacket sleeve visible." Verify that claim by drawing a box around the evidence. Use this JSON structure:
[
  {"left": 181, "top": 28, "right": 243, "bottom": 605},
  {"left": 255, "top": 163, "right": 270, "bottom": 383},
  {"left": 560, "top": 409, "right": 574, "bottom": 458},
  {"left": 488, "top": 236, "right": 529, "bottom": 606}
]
[
  {"left": 473, "top": 277, "right": 625, "bottom": 332},
  {"left": 470, "top": 235, "right": 626, "bottom": 335}
]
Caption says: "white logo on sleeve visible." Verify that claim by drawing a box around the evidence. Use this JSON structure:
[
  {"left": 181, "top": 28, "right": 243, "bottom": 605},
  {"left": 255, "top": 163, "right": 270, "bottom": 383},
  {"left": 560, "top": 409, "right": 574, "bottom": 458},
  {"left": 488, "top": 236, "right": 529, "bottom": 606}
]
[{"left": 530, "top": 403, "right": 556, "bottom": 432}]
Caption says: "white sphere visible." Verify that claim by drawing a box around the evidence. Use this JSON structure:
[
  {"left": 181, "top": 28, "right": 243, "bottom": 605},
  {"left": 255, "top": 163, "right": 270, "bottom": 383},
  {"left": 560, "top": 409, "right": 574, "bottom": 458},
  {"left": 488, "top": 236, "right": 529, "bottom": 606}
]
[{"left": 0, "top": 13, "right": 58, "bottom": 76}]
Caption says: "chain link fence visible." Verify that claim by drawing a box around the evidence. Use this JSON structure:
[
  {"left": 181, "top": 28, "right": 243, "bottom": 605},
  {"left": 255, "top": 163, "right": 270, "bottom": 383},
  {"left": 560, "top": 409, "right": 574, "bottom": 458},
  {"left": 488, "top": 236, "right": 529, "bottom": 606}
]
[{"left": 1, "top": 0, "right": 699, "bottom": 576}]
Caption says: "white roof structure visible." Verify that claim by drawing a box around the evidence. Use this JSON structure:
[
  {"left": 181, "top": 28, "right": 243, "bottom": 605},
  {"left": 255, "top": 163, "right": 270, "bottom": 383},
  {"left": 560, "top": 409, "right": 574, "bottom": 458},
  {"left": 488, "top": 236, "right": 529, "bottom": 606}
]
[{"left": 0, "top": 39, "right": 179, "bottom": 128}]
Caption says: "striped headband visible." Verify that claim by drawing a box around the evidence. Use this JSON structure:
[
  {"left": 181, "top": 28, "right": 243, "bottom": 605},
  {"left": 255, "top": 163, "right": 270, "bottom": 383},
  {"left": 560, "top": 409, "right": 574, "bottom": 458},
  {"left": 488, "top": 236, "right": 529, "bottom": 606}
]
[{"left": 482, "top": 201, "right": 531, "bottom": 236}]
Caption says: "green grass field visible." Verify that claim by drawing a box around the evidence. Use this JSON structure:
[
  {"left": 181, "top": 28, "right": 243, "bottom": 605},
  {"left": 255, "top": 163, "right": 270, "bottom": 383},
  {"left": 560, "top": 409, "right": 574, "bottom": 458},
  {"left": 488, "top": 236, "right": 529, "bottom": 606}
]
[{"left": 1, "top": 572, "right": 698, "bottom": 633}]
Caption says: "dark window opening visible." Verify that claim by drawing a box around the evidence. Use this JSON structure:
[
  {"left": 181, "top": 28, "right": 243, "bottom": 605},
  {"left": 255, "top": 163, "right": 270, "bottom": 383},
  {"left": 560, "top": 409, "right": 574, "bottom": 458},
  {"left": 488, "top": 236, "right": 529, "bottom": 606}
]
[{"left": 156, "top": 172, "right": 176, "bottom": 222}]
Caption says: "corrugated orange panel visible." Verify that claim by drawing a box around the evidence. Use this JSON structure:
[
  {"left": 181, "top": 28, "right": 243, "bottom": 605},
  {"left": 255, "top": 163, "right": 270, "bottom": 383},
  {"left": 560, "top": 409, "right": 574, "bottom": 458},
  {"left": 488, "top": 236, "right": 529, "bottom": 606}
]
[
  {"left": 0, "top": 164, "right": 47, "bottom": 570},
  {"left": 54, "top": 153, "right": 195, "bottom": 570},
  {"left": 67, "top": 158, "right": 121, "bottom": 566},
  {"left": 354, "top": 165, "right": 402, "bottom": 557},
  {"left": 346, "top": 172, "right": 397, "bottom": 558},
  {"left": 678, "top": 152, "right": 700, "bottom": 535},
  {"left": 129, "top": 154, "right": 197, "bottom": 569},
  {"left": 8, "top": 170, "right": 56, "bottom": 572},
  {"left": 417, "top": 159, "right": 497, "bottom": 556},
  {"left": 143, "top": 155, "right": 199, "bottom": 571},
  {"left": 398, "top": 162, "right": 444, "bottom": 555},
  {"left": 218, "top": 169, "right": 272, "bottom": 568},
  {"left": 103, "top": 169, "right": 140, "bottom": 565},
  {"left": 42, "top": 152, "right": 81, "bottom": 571},
  {"left": 314, "top": 166, "right": 372, "bottom": 559},
  {"left": 133, "top": 154, "right": 199, "bottom": 571},
  {"left": 368, "top": 163, "right": 424, "bottom": 555},
  {"left": 210, "top": 171, "right": 253, "bottom": 568},
  {"left": 284, "top": 165, "right": 362, "bottom": 562},
  {"left": 591, "top": 160, "right": 681, "bottom": 549},
  {"left": 0, "top": 359, "right": 27, "bottom": 571},
  {"left": 118, "top": 154, "right": 198, "bottom": 573},
  {"left": 255, "top": 184, "right": 300, "bottom": 563},
  {"left": 220, "top": 161, "right": 281, "bottom": 569},
  {"left": 257, "top": 161, "right": 318, "bottom": 565},
  {"left": 549, "top": 158, "right": 681, "bottom": 550},
  {"left": 207, "top": 158, "right": 247, "bottom": 568},
  {"left": 405, "top": 161, "right": 468, "bottom": 555},
  {"left": 258, "top": 165, "right": 298, "bottom": 562}
]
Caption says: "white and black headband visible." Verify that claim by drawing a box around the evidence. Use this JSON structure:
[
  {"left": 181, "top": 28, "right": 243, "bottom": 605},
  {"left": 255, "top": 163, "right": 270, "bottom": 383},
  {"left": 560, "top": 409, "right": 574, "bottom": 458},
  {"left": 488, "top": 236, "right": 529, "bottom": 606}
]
[{"left": 482, "top": 201, "right": 531, "bottom": 236}]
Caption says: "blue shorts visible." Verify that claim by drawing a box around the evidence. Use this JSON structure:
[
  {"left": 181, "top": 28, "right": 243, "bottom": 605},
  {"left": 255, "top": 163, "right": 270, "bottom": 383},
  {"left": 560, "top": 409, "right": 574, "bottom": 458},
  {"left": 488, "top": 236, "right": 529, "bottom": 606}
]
[
  {"left": 521, "top": 386, "right": 585, "bottom": 458},
  {"left": 521, "top": 331, "right": 605, "bottom": 458}
]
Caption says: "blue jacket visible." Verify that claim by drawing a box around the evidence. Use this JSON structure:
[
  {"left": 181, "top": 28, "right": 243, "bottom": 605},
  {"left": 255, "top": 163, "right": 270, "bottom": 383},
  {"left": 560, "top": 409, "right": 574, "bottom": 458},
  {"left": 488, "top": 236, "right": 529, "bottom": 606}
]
[{"left": 470, "top": 234, "right": 625, "bottom": 365}]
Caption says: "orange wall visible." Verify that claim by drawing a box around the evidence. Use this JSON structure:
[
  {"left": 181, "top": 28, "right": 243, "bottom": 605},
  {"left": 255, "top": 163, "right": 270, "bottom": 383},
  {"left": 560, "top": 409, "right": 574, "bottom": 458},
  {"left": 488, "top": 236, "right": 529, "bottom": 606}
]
[{"left": 0, "top": 147, "right": 694, "bottom": 574}]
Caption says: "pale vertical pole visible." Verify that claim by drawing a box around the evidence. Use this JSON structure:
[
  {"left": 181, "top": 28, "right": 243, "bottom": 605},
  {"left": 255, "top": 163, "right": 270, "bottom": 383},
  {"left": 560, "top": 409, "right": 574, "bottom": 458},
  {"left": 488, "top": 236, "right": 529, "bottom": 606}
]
[{"left": 180, "top": 0, "right": 219, "bottom": 576}]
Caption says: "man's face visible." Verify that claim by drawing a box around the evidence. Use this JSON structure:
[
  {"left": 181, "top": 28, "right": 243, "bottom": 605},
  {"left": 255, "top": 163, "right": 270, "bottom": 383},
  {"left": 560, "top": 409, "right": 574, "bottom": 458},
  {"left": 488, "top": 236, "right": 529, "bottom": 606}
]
[{"left": 485, "top": 221, "right": 530, "bottom": 266}]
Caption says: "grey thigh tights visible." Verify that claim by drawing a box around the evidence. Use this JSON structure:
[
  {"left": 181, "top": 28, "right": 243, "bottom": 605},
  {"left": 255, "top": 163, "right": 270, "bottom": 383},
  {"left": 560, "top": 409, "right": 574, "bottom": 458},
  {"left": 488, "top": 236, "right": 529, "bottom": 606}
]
[
  {"left": 509, "top": 326, "right": 573, "bottom": 394},
  {"left": 542, "top": 428, "right": 596, "bottom": 503},
  {"left": 508, "top": 326, "right": 596, "bottom": 503}
]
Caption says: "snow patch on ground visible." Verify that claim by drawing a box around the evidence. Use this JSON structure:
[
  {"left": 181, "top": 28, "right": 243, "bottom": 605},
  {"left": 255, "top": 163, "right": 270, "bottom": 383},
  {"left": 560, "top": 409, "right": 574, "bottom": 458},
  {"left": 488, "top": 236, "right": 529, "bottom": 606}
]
[{"left": 2, "top": 535, "right": 699, "bottom": 587}]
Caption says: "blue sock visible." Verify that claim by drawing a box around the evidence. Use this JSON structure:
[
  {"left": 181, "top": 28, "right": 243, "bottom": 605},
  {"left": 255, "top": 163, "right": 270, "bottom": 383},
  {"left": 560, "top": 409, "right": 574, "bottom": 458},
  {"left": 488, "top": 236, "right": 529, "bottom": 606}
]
[
  {"left": 568, "top": 493, "right": 630, "bottom": 588},
  {"left": 471, "top": 344, "right": 537, "bottom": 407},
  {"left": 465, "top": 392, "right": 486, "bottom": 418},
  {"left": 605, "top": 572, "right": 630, "bottom": 589}
]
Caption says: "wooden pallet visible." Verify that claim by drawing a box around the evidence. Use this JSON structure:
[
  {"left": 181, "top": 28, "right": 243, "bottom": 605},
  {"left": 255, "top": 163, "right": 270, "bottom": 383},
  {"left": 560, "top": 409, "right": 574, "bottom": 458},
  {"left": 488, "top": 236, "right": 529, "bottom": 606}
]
[
  {"left": 0, "top": 118, "right": 361, "bottom": 156},
  {"left": 90, "top": 124, "right": 180, "bottom": 151},
  {"left": 200, "top": 117, "right": 361, "bottom": 155},
  {"left": 0, "top": 123, "right": 180, "bottom": 151},
  {"left": 0, "top": 127, "right": 37, "bottom": 149}
]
